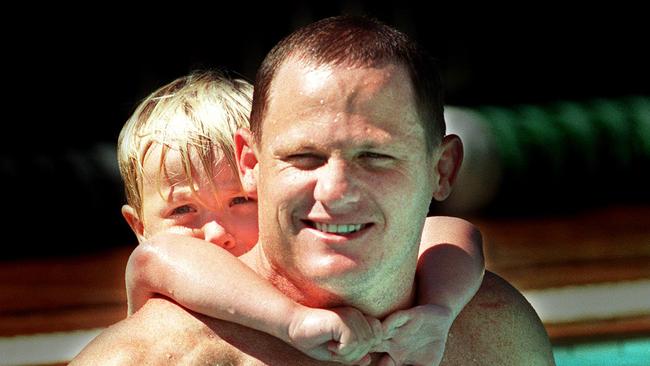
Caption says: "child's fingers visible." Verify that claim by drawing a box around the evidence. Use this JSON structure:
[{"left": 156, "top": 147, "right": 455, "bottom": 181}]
[
  {"left": 370, "top": 338, "right": 390, "bottom": 353},
  {"left": 366, "top": 315, "right": 384, "bottom": 345},
  {"left": 372, "top": 339, "right": 409, "bottom": 366},
  {"left": 327, "top": 343, "right": 371, "bottom": 365},
  {"left": 381, "top": 310, "right": 411, "bottom": 338},
  {"left": 335, "top": 308, "right": 374, "bottom": 344},
  {"left": 303, "top": 345, "right": 336, "bottom": 362},
  {"left": 341, "top": 354, "right": 371, "bottom": 366},
  {"left": 429, "top": 348, "right": 445, "bottom": 366},
  {"left": 327, "top": 340, "right": 347, "bottom": 354},
  {"left": 377, "top": 354, "right": 397, "bottom": 366},
  {"left": 330, "top": 327, "right": 371, "bottom": 357},
  {"left": 327, "top": 341, "right": 367, "bottom": 363},
  {"left": 355, "top": 354, "right": 372, "bottom": 366}
]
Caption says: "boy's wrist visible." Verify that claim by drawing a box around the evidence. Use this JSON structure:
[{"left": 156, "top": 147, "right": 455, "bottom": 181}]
[{"left": 277, "top": 302, "right": 308, "bottom": 344}]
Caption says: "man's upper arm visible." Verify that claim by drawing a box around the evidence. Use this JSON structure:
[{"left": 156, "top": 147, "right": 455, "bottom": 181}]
[
  {"left": 69, "top": 318, "right": 145, "bottom": 365},
  {"left": 70, "top": 298, "right": 231, "bottom": 365},
  {"left": 441, "top": 271, "right": 556, "bottom": 366}
]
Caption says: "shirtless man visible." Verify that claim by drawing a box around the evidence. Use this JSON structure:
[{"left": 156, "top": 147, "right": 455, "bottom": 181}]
[{"left": 72, "top": 15, "right": 555, "bottom": 365}]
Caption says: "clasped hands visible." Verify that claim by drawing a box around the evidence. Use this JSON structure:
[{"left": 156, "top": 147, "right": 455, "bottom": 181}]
[{"left": 288, "top": 304, "right": 454, "bottom": 366}]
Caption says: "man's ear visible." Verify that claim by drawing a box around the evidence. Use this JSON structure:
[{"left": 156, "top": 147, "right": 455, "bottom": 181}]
[
  {"left": 121, "top": 204, "right": 146, "bottom": 243},
  {"left": 432, "top": 134, "right": 464, "bottom": 202},
  {"left": 235, "top": 128, "right": 259, "bottom": 199}
]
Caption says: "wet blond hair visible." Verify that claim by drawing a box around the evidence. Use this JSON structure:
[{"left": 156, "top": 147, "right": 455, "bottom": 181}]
[{"left": 117, "top": 70, "right": 252, "bottom": 219}]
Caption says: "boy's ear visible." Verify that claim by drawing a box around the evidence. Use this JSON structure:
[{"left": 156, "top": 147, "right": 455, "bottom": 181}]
[
  {"left": 432, "top": 134, "right": 464, "bottom": 202},
  {"left": 235, "top": 128, "right": 259, "bottom": 198},
  {"left": 121, "top": 204, "right": 146, "bottom": 243}
]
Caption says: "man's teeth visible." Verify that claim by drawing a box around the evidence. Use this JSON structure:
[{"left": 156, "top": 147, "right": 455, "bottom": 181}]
[{"left": 314, "top": 222, "right": 363, "bottom": 234}]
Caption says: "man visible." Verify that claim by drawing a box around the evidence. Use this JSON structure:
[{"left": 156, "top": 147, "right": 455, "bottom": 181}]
[{"left": 72, "top": 15, "right": 555, "bottom": 365}]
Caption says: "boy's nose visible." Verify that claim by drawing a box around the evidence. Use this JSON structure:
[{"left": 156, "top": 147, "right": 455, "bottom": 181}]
[{"left": 202, "top": 221, "right": 236, "bottom": 251}]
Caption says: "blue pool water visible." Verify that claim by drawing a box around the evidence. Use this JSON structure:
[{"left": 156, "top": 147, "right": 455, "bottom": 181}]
[{"left": 553, "top": 337, "right": 650, "bottom": 366}]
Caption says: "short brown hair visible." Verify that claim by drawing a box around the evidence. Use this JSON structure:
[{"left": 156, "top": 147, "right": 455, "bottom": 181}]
[{"left": 250, "top": 15, "right": 445, "bottom": 151}]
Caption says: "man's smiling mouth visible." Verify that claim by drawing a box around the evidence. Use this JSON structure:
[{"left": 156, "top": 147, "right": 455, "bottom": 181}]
[{"left": 303, "top": 221, "right": 368, "bottom": 234}]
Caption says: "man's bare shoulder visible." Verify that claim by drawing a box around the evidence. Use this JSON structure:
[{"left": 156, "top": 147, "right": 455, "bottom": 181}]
[
  {"left": 70, "top": 298, "right": 246, "bottom": 365},
  {"left": 70, "top": 298, "right": 334, "bottom": 366},
  {"left": 441, "top": 271, "right": 556, "bottom": 365}
]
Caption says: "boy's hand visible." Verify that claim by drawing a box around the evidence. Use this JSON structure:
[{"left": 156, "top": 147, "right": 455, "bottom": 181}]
[
  {"left": 373, "top": 304, "right": 453, "bottom": 366},
  {"left": 287, "top": 306, "right": 382, "bottom": 365}
]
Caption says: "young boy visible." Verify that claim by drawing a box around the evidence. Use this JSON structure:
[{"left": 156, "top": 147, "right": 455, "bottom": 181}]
[{"left": 118, "top": 70, "right": 485, "bottom": 366}]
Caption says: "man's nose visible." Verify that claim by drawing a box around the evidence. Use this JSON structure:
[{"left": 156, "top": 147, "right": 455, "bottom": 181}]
[
  {"left": 202, "top": 220, "right": 236, "bottom": 251},
  {"left": 313, "top": 160, "right": 361, "bottom": 210}
]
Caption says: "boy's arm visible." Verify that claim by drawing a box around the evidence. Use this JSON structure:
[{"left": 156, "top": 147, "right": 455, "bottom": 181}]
[
  {"left": 416, "top": 216, "right": 485, "bottom": 317},
  {"left": 126, "top": 232, "right": 380, "bottom": 365},
  {"left": 126, "top": 232, "right": 298, "bottom": 340}
]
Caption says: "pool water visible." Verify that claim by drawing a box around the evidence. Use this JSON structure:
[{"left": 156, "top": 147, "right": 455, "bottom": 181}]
[{"left": 553, "top": 337, "right": 650, "bottom": 366}]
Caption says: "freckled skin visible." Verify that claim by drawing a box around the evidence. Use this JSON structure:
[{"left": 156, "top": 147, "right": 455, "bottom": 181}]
[{"left": 441, "top": 272, "right": 555, "bottom": 365}]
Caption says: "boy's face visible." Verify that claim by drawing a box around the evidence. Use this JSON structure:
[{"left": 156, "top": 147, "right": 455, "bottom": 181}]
[{"left": 128, "top": 142, "right": 258, "bottom": 257}]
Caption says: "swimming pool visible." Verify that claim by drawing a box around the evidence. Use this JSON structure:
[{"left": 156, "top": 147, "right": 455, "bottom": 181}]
[{"left": 553, "top": 337, "right": 650, "bottom": 366}]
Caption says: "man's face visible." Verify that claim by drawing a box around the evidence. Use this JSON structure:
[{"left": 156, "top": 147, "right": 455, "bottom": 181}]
[
  {"left": 254, "top": 59, "right": 439, "bottom": 304},
  {"left": 136, "top": 143, "right": 258, "bottom": 257}
]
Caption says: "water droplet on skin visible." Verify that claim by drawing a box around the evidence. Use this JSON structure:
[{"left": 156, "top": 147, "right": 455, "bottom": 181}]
[{"left": 319, "top": 99, "right": 324, "bottom": 105}]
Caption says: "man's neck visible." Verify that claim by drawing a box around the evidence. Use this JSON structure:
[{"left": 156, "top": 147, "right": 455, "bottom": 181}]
[{"left": 240, "top": 244, "right": 416, "bottom": 318}]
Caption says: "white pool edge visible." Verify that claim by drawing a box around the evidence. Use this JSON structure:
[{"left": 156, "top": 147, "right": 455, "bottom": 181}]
[
  {"left": 0, "top": 328, "right": 103, "bottom": 366},
  {"left": 522, "top": 278, "right": 650, "bottom": 323}
]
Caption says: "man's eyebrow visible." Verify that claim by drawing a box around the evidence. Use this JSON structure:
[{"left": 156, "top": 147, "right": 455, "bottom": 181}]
[{"left": 271, "top": 140, "right": 318, "bottom": 154}]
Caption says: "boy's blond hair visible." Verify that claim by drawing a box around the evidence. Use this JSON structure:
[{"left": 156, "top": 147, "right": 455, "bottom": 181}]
[{"left": 117, "top": 70, "right": 252, "bottom": 219}]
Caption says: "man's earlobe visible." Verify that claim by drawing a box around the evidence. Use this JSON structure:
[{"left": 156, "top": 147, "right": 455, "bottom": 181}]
[
  {"left": 433, "top": 134, "right": 464, "bottom": 201},
  {"left": 235, "top": 128, "right": 259, "bottom": 196},
  {"left": 121, "top": 205, "right": 146, "bottom": 243}
]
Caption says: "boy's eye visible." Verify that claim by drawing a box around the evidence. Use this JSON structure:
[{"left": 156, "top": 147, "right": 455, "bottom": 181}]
[
  {"left": 229, "top": 196, "right": 250, "bottom": 207},
  {"left": 171, "top": 205, "right": 196, "bottom": 215}
]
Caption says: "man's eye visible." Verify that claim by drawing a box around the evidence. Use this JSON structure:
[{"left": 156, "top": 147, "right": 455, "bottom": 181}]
[
  {"left": 229, "top": 196, "right": 250, "bottom": 207},
  {"left": 287, "top": 154, "right": 326, "bottom": 169},
  {"left": 359, "top": 152, "right": 392, "bottom": 160},
  {"left": 171, "top": 205, "right": 196, "bottom": 215}
]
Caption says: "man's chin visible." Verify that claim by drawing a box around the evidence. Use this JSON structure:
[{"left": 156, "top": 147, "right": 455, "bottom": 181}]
[
  {"left": 300, "top": 254, "right": 367, "bottom": 287},
  {"left": 295, "top": 263, "right": 366, "bottom": 309}
]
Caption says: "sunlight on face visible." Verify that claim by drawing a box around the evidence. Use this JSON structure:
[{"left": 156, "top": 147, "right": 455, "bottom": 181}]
[
  {"left": 254, "top": 59, "right": 434, "bottom": 313},
  {"left": 300, "top": 66, "right": 333, "bottom": 96}
]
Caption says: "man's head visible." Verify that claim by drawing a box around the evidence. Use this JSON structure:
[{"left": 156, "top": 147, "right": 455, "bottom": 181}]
[
  {"left": 118, "top": 71, "right": 258, "bottom": 255},
  {"left": 250, "top": 15, "right": 446, "bottom": 153},
  {"left": 237, "top": 16, "right": 462, "bottom": 316}
]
